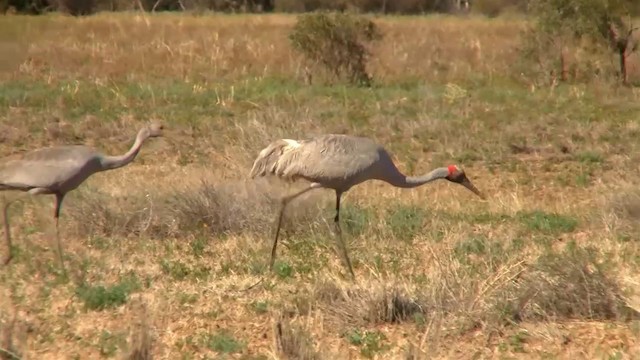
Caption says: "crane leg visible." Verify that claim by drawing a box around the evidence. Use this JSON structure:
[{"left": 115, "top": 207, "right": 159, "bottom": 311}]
[
  {"left": 3, "top": 200, "right": 13, "bottom": 265},
  {"left": 333, "top": 192, "right": 355, "bottom": 280},
  {"left": 53, "top": 193, "right": 66, "bottom": 272},
  {"left": 2, "top": 191, "right": 36, "bottom": 265},
  {"left": 270, "top": 183, "right": 322, "bottom": 271}
]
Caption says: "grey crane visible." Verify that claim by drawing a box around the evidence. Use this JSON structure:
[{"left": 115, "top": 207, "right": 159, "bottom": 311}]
[
  {"left": 0, "top": 121, "right": 164, "bottom": 269},
  {"left": 249, "top": 134, "right": 485, "bottom": 279}
]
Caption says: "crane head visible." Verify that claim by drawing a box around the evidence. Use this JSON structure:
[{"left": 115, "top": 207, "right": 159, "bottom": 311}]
[
  {"left": 147, "top": 121, "right": 164, "bottom": 138},
  {"left": 445, "top": 165, "right": 485, "bottom": 199}
]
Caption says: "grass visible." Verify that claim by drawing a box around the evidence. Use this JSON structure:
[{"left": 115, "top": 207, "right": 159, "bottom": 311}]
[{"left": 0, "top": 10, "right": 639, "bottom": 359}]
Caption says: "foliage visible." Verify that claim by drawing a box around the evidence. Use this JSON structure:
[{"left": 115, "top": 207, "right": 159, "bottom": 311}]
[
  {"left": 289, "top": 12, "right": 382, "bottom": 86},
  {"left": 525, "top": 0, "right": 639, "bottom": 84}
]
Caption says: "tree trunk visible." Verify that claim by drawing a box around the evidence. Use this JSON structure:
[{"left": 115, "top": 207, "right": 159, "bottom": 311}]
[
  {"left": 619, "top": 48, "right": 628, "bottom": 86},
  {"left": 560, "top": 46, "right": 568, "bottom": 82}
]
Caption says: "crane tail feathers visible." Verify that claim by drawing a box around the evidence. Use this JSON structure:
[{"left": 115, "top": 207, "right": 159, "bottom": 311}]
[{"left": 249, "top": 139, "right": 302, "bottom": 180}]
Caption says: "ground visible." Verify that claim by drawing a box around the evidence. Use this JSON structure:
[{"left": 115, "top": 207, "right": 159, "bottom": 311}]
[{"left": 0, "top": 11, "right": 640, "bottom": 360}]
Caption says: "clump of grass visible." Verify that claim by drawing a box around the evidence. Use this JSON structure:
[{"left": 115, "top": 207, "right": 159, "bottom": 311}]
[
  {"left": 606, "top": 187, "right": 640, "bottom": 237},
  {"left": 517, "top": 210, "right": 578, "bottom": 235},
  {"left": 166, "top": 179, "right": 274, "bottom": 236},
  {"left": 274, "top": 316, "right": 322, "bottom": 360},
  {"left": 385, "top": 204, "right": 426, "bottom": 242},
  {"left": 314, "top": 282, "right": 426, "bottom": 328},
  {"left": 343, "top": 328, "right": 390, "bottom": 359},
  {"left": 65, "top": 187, "right": 159, "bottom": 238},
  {"left": 76, "top": 274, "right": 141, "bottom": 311},
  {"left": 67, "top": 178, "right": 323, "bottom": 240},
  {"left": 200, "top": 330, "right": 246, "bottom": 354},
  {"left": 503, "top": 242, "right": 636, "bottom": 323}
]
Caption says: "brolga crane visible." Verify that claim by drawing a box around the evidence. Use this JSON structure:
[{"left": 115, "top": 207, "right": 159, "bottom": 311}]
[
  {"left": 250, "top": 134, "right": 485, "bottom": 279},
  {"left": 0, "top": 121, "right": 164, "bottom": 270}
]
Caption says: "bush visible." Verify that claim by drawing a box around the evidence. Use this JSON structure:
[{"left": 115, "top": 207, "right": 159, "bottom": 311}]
[
  {"left": 472, "top": 0, "right": 527, "bottom": 17},
  {"left": 289, "top": 12, "right": 382, "bottom": 87},
  {"left": 54, "top": 0, "right": 96, "bottom": 15}
]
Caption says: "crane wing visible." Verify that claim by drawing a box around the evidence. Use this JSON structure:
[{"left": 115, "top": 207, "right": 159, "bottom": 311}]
[{"left": 250, "top": 135, "right": 384, "bottom": 185}]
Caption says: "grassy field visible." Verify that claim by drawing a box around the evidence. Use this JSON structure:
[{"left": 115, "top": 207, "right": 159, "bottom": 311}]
[{"left": 1, "top": 11, "right": 640, "bottom": 359}]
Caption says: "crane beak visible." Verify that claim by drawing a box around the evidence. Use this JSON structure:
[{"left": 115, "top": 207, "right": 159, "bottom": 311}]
[{"left": 457, "top": 173, "right": 485, "bottom": 200}]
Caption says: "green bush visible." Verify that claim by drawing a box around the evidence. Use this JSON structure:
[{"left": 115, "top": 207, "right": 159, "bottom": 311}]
[{"left": 289, "top": 12, "right": 382, "bottom": 87}]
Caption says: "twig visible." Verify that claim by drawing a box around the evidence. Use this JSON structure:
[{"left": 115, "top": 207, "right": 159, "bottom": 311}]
[{"left": 0, "top": 346, "right": 21, "bottom": 360}]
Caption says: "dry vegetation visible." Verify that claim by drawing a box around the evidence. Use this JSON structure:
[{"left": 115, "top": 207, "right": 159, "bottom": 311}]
[{"left": 1, "top": 11, "right": 640, "bottom": 359}]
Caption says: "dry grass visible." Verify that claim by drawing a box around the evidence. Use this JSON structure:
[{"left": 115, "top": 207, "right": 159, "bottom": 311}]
[{"left": 0, "top": 11, "right": 640, "bottom": 359}]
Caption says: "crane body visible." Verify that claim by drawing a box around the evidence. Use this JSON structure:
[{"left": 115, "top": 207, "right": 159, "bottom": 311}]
[
  {"left": 250, "top": 134, "right": 485, "bottom": 279},
  {"left": 0, "top": 121, "right": 164, "bottom": 269}
]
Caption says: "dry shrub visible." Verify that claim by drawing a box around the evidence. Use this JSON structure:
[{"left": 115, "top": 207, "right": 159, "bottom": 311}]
[
  {"left": 313, "top": 281, "right": 426, "bottom": 328},
  {"left": 503, "top": 243, "right": 637, "bottom": 323},
  {"left": 65, "top": 178, "right": 324, "bottom": 240},
  {"left": 606, "top": 187, "right": 640, "bottom": 237},
  {"left": 274, "top": 315, "right": 322, "bottom": 360},
  {"left": 309, "top": 242, "right": 635, "bottom": 335},
  {"left": 65, "top": 189, "right": 157, "bottom": 238},
  {"left": 165, "top": 179, "right": 279, "bottom": 236}
]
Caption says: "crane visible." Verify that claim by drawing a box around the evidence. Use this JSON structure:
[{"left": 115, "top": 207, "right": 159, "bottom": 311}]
[
  {"left": 249, "top": 134, "right": 485, "bottom": 279},
  {"left": 0, "top": 121, "right": 164, "bottom": 270}
]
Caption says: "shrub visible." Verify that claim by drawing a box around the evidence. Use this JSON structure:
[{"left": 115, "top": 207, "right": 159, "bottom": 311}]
[
  {"left": 53, "top": 0, "right": 96, "bottom": 15},
  {"left": 289, "top": 12, "right": 383, "bottom": 87}
]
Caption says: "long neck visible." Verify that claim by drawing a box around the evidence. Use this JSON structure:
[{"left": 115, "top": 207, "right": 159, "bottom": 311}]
[
  {"left": 99, "top": 130, "right": 148, "bottom": 171},
  {"left": 386, "top": 167, "right": 449, "bottom": 188}
]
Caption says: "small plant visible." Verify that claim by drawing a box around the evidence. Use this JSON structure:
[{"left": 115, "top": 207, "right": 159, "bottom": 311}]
[
  {"left": 249, "top": 300, "right": 269, "bottom": 314},
  {"left": 344, "top": 329, "right": 390, "bottom": 359},
  {"left": 76, "top": 275, "right": 141, "bottom": 311},
  {"left": 289, "top": 12, "right": 383, "bottom": 86},
  {"left": 274, "top": 261, "right": 295, "bottom": 279},
  {"left": 201, "top": 330, "right": 246, "bottom": 354},
  {"left": 386, "top": 205, "right": 426, "bottom": 242},
  {"left": 517, "top": 210, "right": 578, "bottom": 235},
  {"left": 341, "top": 205, "right": 375, "bottom": 237},
  {"left": 98, "top": 330, "right": 127, "bottom": 357}
]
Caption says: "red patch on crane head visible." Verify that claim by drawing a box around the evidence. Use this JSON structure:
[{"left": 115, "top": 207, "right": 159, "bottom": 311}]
[{"left": 447, "top": 165, "right": 458, "bottom": 176}]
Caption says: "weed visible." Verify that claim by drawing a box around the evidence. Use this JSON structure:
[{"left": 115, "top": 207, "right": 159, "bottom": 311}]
[
  {"left": 249, "top": 300, "right": 269, "bottom": 315},
  {"left": 344, "top": 329, "right": 390, "bottom": 359},
  {"left": 200, "top": 330, "right": 246, "bottom": 354},
  {"left": 517, "top": 210, "right": 578, "bottom": 235},
  {"left": 386, "top": 204, "right": 426, "bottom": 242},
  {"left": 75, "top": 273, "right": 141, "bottom": 311},
  {"left": 274, "top": 261, "right": 295, "bottom": 279},
  {"left": 98, "top": 330, "right": 127, "bottom": 357}
]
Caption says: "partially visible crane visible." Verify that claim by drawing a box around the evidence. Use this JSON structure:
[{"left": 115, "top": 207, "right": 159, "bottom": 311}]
[
  {"left": 0, "top": 121, "right": 164, "bottom": 270},
  {"left": 250, "top": 134, "right": 485, "bottom": 279}
]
